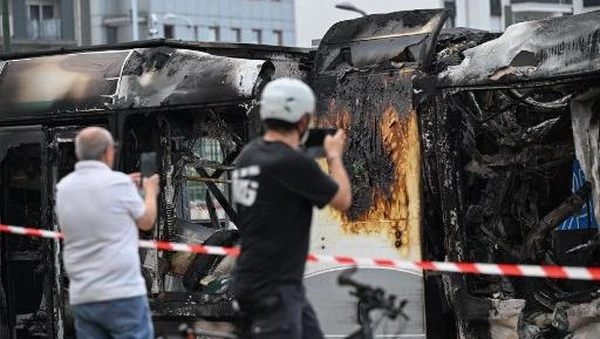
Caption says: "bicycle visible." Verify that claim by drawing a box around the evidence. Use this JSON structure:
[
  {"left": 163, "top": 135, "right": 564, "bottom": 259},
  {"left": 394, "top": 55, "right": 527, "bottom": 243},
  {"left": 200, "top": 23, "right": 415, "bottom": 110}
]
[
  {"left": 178, "top": 266, "right": 409, "bottom": 339},
  {"left": 338, "top": 266, "right": 410, "bottom": 339}
]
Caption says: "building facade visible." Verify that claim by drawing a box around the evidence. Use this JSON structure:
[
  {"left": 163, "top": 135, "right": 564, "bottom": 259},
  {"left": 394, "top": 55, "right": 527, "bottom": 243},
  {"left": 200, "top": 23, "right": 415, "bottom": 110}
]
[
  {"left": 445, "top": 0, "right": 600, "bottom": 32},
  {"left": 91, "top": 0, "right": 295, "bottom": 46},
  {"left": 503, "top": 0, "right": 600, "bottom": 26},
  {"left": 1, "top": 1, "right": 597, "bottom": 53},
  {"left": 0, "top": 0, "right": 85, "bottom": 53},
  {"left": 0, "top": 0, "right": 295, "bottom": 53},
  {"left": 444, "top": 0, "right": 503, "bottom": 32}
]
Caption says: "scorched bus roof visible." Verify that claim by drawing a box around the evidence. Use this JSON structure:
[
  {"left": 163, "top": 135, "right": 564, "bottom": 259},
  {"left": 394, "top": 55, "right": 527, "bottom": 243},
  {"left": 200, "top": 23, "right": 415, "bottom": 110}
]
[{"left": 0, "top": 40, "right": 310, "bottom": 122}]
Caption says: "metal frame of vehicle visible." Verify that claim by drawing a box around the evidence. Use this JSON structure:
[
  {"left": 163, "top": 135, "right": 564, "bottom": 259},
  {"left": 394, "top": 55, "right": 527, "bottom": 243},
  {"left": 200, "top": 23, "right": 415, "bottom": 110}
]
[
  {"left": 2, "top": 8, "right": 600, "bottom": 339},
  {"left": 0, "top": 40, "right": 309, "bottom": 338}
]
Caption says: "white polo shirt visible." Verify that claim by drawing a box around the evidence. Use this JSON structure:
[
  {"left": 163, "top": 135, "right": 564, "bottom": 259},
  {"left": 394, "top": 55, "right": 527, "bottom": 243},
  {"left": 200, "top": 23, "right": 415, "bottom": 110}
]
[{"left": 55, "top": 160, "right": 147, "bottom": 305}]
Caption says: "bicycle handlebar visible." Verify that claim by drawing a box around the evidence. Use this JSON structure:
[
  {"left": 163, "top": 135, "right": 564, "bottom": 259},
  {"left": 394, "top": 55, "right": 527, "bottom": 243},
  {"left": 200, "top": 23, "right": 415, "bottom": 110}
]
[
  {"left": 338, "top": 266, "right": 410, "bottom": 321},
  {"left": 338, "top": 266, "right": 366, "bottom": 289}
]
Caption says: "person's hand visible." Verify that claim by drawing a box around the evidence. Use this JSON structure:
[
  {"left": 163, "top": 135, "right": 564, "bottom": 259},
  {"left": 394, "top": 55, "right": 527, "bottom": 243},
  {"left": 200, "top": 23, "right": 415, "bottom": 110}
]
[
  {"left": 324, "top": 129, "right": 346, "bottom": 160},
  {"left": 142, "top": 174, "right": 160, "bottom": 196},
  {"left": 129, "top": 172, "right": 142, "bottom": 187}
]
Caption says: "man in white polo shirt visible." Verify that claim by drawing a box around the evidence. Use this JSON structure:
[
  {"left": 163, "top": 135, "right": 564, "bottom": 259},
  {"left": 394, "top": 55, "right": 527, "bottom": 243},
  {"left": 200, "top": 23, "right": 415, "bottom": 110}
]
[{"left": 55, "top": 127, "right": 159, "bottom": 339}]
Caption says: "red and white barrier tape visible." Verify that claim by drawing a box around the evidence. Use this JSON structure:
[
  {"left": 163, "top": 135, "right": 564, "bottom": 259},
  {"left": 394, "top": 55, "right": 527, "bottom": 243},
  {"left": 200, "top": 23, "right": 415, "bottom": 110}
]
[
  {"left": 0, "top": 224, "right": 63, "bottom": 239},
  {"left": 3, "top": 224, "right": 600, "bottom": 281}
]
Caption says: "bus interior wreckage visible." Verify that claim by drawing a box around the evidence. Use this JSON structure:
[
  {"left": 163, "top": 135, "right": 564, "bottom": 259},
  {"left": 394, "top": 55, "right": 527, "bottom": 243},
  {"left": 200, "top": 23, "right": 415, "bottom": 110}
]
[{"left": 1, "top": 8, "right": 600, "bottom": 339}]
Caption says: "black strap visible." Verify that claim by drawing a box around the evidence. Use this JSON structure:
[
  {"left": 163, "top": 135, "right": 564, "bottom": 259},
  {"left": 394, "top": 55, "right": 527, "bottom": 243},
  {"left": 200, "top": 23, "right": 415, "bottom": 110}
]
[{"left": 195, "top": 167, "right": 239, "bottom": 225}]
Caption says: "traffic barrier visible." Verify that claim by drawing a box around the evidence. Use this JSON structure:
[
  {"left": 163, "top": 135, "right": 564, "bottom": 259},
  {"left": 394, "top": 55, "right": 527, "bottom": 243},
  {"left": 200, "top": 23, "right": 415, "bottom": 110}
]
[{"left": 2, "top": 224, "right": 600, "bottom": 281}]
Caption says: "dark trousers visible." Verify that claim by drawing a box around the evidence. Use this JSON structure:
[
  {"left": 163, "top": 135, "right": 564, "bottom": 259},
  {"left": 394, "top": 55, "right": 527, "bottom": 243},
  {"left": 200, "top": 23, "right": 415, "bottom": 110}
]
[{"left": 237, "top": 284, "right": 324, "bottom": 339}]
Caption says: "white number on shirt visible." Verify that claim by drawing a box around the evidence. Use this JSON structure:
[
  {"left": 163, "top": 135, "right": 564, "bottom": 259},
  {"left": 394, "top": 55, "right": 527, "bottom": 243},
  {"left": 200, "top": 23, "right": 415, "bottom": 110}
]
[{"left": 232, "top": 166, "right": 260, "bottom": 207}]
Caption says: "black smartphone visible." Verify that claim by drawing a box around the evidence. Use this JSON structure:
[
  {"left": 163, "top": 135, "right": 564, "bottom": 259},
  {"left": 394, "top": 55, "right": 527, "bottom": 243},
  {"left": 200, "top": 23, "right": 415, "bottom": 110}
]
[
  {"left": 140, "top": 152, "right": 157, "bottom": 178},
  {"left": 303, "top": 128, "right": 337, "bottom": 158},
  {"left": 304, "top": 128, "right": 337, "bottom": 148}
]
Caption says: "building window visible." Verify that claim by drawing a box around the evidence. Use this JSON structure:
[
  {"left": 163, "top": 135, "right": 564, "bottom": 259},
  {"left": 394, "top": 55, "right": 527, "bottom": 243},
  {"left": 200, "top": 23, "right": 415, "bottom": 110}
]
[
  {"left": 584, "top": 0, "right": 600, "bottom": 6},
  {"left": 164, "top": 24, "right": 174, "bottom": 39},
  {"left": 209, "top": 26, "right": 221, "bottom": 42},
  {"left": 106, "top": 26, "right": 118, "bottom": 44},
  {"left": 231, "top": 28, "right": 242, "bottom": 42},
  {"left": 252, "top": 29, "right": 262, "bottom": 44},
  {"left": 29, "top": 4, "right": 54, "bottom": 21},
  {"left": 28, "top": 4, "right": 58, "bottom": 39},
  {"left": 490, "top": 0, "right": 501, "bottom": 16},
  {"left": 273, "top": 30, "right": 283, "bottom": 46},
  {"left": 504, "top": 5, "right": 513, "bottom": 27}
]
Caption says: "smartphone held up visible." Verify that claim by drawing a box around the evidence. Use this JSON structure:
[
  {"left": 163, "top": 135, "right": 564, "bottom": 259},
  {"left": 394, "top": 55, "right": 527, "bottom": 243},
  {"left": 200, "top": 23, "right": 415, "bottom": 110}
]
[
  {"left": 303, "top": 128, "right": 337, "bottom": 158},
  {"left": 140, "top": 152, "right": 157, "bottom": 188}
]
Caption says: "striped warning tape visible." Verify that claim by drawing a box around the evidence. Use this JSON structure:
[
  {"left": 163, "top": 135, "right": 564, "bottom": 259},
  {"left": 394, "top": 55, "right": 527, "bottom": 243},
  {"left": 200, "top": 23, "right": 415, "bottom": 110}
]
[
  {"left": 0, "top": 224, "right": 63, "bottom": 239},
  {"left": 139, "top": 239, "right": 241, "bottom": 257},
  {"left": 2, "top": 224, "right": 600, "bottom": 281}
]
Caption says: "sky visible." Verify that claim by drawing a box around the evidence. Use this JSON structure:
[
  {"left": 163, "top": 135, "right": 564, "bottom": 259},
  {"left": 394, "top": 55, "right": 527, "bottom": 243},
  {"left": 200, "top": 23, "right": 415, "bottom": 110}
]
[{"left": 294, "top": 0, "right": 444, "bottom": 47}]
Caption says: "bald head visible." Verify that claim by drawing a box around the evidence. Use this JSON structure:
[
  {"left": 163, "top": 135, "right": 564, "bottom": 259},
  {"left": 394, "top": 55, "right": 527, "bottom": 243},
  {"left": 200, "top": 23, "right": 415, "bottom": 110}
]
[{"left": 75, "top": 127, "right": 114, "bottom": 161}]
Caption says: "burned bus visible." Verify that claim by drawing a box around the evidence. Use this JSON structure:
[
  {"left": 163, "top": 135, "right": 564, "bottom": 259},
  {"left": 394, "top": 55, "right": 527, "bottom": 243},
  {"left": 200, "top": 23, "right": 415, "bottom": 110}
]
[{"left": 3, "top": 8, "right": 600, "bottom": 339}]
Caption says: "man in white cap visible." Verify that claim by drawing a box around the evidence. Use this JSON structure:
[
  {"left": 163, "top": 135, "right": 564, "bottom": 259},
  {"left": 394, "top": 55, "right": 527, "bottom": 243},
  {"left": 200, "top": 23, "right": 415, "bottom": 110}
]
[{"left": 232, "top": 78, "right": 352, "bottom": 338}]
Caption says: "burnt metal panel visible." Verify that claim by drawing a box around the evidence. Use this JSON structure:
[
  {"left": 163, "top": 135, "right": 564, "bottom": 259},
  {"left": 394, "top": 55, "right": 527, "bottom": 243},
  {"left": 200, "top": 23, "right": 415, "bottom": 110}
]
[
  {"left": 0, "top": 39, "right": 312, "bottom": 61},
  {"left": 314, "top": 9, "right": 447, "bottom": 73},
  {"left": 313, "top": 69, "right": 422, "bottom": 258},
  {"left": 310, "top": 13, "right": 428, "bottom": 327},
  {"left": 439, "top": 10, "right": 600, "bottom": 87},
  {"left": 116, "top": 47, "right": 269, "bottom": 109},
  {"left": 0, "top": 47, "right": 271, "bottom": 121}
]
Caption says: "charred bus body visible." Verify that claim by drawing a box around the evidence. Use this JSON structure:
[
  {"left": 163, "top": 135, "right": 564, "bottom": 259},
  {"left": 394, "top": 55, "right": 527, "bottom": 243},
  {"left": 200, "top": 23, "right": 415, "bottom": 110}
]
[
  {"left": 2, "top": 9, "right": 600, "bottom": 339},
  {"left": 0, "top": 42, "right": 307, "bottom": 337}
]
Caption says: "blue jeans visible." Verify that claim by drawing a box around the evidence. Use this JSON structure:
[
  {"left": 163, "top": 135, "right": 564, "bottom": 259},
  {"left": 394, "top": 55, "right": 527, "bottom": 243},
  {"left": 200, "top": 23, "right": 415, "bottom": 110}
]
[{"left": 71, "top": 296, "right": 153, "bottom": 339}]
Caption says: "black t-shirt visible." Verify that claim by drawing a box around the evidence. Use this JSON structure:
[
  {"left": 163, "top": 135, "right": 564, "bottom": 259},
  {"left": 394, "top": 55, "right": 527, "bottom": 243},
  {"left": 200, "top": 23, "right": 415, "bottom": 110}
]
[{"left": 231, "top": 138, "right": 339, "bottom": 300}]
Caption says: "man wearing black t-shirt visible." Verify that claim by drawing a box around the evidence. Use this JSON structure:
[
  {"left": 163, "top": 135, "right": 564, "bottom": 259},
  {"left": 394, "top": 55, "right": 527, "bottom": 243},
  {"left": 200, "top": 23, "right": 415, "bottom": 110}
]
[{"left": 232, "top": 78, "right": 352, "bottom": 339}]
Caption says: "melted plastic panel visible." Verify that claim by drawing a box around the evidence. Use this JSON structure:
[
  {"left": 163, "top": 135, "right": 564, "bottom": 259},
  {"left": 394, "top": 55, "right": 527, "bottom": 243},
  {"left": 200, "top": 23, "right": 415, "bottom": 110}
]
[
  {"left": 439, "top": 11, "right": 600, "bottom": 87},
  {"left": 316, "top": 9, "right": 447, "bottom": 72},
  {"left": 0, "top": 51, "right": 128, "bottom": 117},
  {"left": 0, "top": 47, "right": 270, "bottom": 119},
  {"left": 117, "top": 48, "right": 268, "bottom": 108}
]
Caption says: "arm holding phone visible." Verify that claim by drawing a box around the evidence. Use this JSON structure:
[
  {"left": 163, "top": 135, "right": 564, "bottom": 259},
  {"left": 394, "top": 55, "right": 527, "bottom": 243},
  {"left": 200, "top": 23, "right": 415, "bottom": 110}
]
[
  {"left": 133, "top": 152, "right": 160, "bottom": 231},
  {"left": 324, "top": 130, "right": 352, "bottom": 211},
  {"left": 137, "top": 174, "right": 160, "bottom": 231}
]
